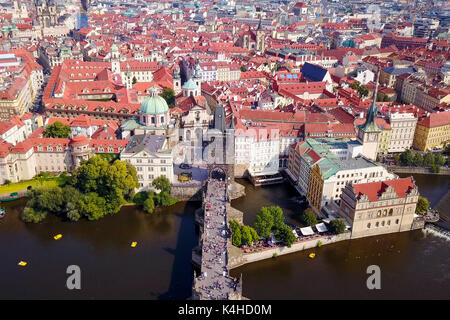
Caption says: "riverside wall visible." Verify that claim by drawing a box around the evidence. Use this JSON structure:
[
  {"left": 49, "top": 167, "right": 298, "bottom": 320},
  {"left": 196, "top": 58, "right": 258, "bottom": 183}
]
[
  {"left": 228, "top": 225, "right": 351, "bottom": 269},
  {"left": 387, "top": 166, "right": 450, "bottom": 176}
]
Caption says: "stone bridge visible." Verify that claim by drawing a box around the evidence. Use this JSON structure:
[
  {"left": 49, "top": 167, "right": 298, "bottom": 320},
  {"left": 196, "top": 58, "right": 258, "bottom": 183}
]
[{"left": 191, "top": 177, "right": 243, "bottom": 300}]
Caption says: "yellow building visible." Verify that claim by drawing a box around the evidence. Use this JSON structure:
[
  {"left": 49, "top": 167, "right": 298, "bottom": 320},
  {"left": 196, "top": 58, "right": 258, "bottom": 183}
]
[
  {"left": 307, "top": 164, "right": 324, "bottom": 214},
  {"left": 413, "top": 111, "right": 450, "bottom": 151}
]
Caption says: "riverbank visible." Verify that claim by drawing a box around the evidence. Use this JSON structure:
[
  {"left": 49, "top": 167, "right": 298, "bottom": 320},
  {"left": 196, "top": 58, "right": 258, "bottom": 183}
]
[
  {"left": 228, "top": 231, "right": 351, "bottom": 269},
  {"left": 387, "top": 165, "right": 450, "bottom": 175}
]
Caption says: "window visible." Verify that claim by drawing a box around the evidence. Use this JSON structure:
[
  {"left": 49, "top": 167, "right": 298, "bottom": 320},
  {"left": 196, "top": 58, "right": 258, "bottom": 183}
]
[{"left": 367, "top": 223, "right": 371, "bottom": 229}]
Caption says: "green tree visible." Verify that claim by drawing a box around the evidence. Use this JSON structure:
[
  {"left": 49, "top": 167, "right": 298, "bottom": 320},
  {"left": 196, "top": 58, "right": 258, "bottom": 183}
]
[
  {"left": 152, "top": 176, "right": 171, "bottom": 194},
  {"left": 435, "top": 153, "right": 446, "bottom": 166},
  {"left": 350, "top": 82, "right": 360, "bottom": 90},
  {"left": 416, "top": 196, "right": 429, "bottom": 214},
  {"left": 28, "top": 186, "right": 64, "bottom": 214},
  {"left": 414, "top": 153, "right": 424, "bottom": 167},
  {"left": 240, "top": 225, "right": 253, "bottom": 246},
  {"left": 132, "top": 76, "right": 137, "bottom": 84},
  {"left": 300, "top": 208, "right": 317, "bottom": 226},
  {"left": 143, "top": 196, "right": 155, "bottom": 214},
  {"left": 77, "top": 192, "right": 107, "bottom": 221},
  {"left": 21, "top": 207, "right": 47, "bottom": 223},
  {"left": 394, "top": 154, "right": 400, "bottom": 165},
  {"left": 133, "top": 191, "right": 148, "bottom": 205},
  {"left": 430, "top": 164, "right": 440, "bottom": 173},
  {"left": 275, "top": 224, "right": 296, "bottom": 247},
  {"left": 230, "top": 220, "right": 242, "bottom": 247},
  {"left": 424, "top": 152, "right": 435, "bottom": 167},
  {"left": 240, "top": 65, "right": 247, "bottom": 72},
  {"left": 266, "top": 206, "right": 285, "bottom": 230},
  {"left": 160, "top": 88, "right": 175, "bottom": 107},
  {"left": 253, "top": 208, "right": 274, "bottom": 238},
  {"left": 400, "top": 149, "right": 414, "bottom": 166},
  {"left": 357, "top": 85, "right": 369, "bottom": 98},
  {"left": 44, "top": 121, "right": 71, "bottom": 138},
  {"left": 328, "top": 219, "right": 346, "bottom": 234}
]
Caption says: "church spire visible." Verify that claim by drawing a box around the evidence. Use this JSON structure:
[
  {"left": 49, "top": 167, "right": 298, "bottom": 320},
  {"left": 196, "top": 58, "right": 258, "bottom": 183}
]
[{"left": 359, "top": 68, "right": 381, "bottom": 133}]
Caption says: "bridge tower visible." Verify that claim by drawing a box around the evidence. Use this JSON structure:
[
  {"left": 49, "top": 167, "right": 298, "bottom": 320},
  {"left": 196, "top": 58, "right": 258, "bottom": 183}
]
[{"left": 205, "top": 105, "right": 235, "bottom": 184}]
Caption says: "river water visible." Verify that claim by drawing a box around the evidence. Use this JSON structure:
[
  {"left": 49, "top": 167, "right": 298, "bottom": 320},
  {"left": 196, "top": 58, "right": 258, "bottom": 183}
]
[{"left": 0, "top": 173, "right": 449, "bottom": 299}]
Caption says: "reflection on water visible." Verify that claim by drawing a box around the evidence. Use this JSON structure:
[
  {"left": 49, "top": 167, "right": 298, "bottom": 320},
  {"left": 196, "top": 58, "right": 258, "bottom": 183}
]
[{"left": 0, "top": 200, "right": 200, "bottom": 299}]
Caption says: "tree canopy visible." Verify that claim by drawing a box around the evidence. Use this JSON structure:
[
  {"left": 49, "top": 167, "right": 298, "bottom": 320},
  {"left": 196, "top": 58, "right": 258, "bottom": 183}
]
[
  {"left": 160, "top": 88, "right": 176, "bottom": 108},
  {"left": 416, "top": 196, "right": 429, "bottom": 215},
  {"left": 22, "top": 156, "right": 138, "bottom": 223},
  {"left": 328, "top": 219, "right": 346, "bottom": 234},
  {"left": 43, "top": 121, "right": 71, "bottom": 138},
  {"left": 300, "top": 208, "right": 317, "bottom": 226}
]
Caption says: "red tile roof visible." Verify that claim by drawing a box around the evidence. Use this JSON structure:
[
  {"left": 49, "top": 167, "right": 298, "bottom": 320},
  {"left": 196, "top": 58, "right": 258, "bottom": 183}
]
[{"left": 353, "top": 177, "right": 416, "bottom": 202}]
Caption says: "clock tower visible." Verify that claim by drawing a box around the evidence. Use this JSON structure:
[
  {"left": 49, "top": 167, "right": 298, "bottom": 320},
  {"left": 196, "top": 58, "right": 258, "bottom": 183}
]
[{"left": 357, "top": 70, "right": 381, "bottom": 161}]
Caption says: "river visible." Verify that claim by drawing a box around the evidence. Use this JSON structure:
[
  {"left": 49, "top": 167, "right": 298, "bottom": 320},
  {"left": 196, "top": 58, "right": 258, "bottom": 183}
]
[
  {"left": 230, "top": 175, "right": 450, "bottom": 300},
  {"left": 0, "top": 173, "right": 449, "bottom": 299}
]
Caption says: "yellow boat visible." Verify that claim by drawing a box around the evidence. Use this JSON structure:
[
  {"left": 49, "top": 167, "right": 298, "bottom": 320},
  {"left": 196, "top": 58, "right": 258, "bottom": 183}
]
[
  {"left": 309, "top": 253, "right": 316, "bottom": 259},
  {"left": 54, "top": 234, "right": 62, "bottom": 240},
  {"left": 131, "top": 241, "right": 137, "bottom": 248},
  {"left": 18, "top": 261, "right": 27, "bottom": 267}
]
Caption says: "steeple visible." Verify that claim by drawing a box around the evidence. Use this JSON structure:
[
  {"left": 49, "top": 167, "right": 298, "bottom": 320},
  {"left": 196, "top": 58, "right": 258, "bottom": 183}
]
[
  {"left": 358, "top": 69, "right": 381, "bottom": 133},
  {"left": 256, "top": 17, "right": 263, "bottom": 31}
]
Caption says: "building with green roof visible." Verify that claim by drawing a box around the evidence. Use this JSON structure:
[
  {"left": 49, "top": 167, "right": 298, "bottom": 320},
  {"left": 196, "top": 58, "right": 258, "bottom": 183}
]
[{"left": 121, "top": 86, "right": 170, "bottom": 138}]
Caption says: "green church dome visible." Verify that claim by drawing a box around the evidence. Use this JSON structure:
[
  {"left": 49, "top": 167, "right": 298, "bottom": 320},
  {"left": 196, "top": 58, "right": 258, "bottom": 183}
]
[{"left": 140, "top": 86, "right": 169, "bottom": 115}]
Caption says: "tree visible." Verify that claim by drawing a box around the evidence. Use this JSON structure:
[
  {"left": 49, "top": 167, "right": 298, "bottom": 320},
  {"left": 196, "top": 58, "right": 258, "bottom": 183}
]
[
  {"left": 328, "top": 219, "right": 346, "bottom": 234},
  {"left": 394, "top": 154, "right": 400, "bottom": 165},
  {"left": 400, "top": 149, "right": 414, "bottom": 166},
  {"left": 424, "top": 152, "right": 435, "bottom": 167},
  {"left": 240, "top": 225, "right": 254, "bottom": 246},
  {"left": 357, "top": 85, "right": 369, "bottom": 98},
  {"left": 230, "top": 220, "right": 242, "bottom": 247},
  {"left": 152, "top": 176, "right": 171, "bottom": 194},
  {"left": 253, "top": 209, "right": 274, "bottom": 238},
  {"left": 416, "top": 196, "right": 429, "bottom": 214},
  {"left": 44, "top": 121, "right": 71, "bottom": 138},
  {"left": 300, "top": 208, "right": 317, "bottom": 226},
  {"left": 143, "top": 197, "right": 155, "bottom": 214},
  {"left": 266, "top": 206, "right": 285, "bottom": 230},
  {"left": 240, "top": 65, "right": 247, "bottom": 72},
  {"left": 27, "top": 186, "right": 64, "bottom": 214},
  {"left": 275, "top": 224, "right": 296, "bottom": 247},
  {"left": 132, "top": 76, "right": 137, "bottom": 84},
  {"left": 430, "top": 164, "right": 440, "bottom": 173},
  {"left": 77, "top": 192, "right": 107, "bottom": 221},
  {"left": 350, "top": 82, "right": 360, "bottom": 90},
  {"left": 414, "top": 153, "right": 424, "bottom": 167},
  {"left": 21, "top": 207, "right": 47, "bottom": 223},
  {"left": 160, "top": 88, "right": 175, "bottom": 107},
  {"left": 3, "top": 179, "right": 11, "bottom": 185},
  {"left": 133, "top": 191, "right": 148, "bottom": 205},
  {"left": 435, "top": 153, "right": 446, "bottom": 166}
]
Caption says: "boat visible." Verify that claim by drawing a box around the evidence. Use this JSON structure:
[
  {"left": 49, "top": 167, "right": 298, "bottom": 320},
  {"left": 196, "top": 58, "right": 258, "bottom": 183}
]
[
  {"left": 18, "top": 261, "right": 27, "bottom": 267},
  {"left": 309, "top": 253, "right": 316, "bottom": 259},
  {"left": 131, "top": 241, "right": 137, "bottom": 248},
  {"left": 53, "top": 234, "right": 62, "bottom": 240},
  {"left": 0, "top": 207, "right": 5, "bottom": 219}
]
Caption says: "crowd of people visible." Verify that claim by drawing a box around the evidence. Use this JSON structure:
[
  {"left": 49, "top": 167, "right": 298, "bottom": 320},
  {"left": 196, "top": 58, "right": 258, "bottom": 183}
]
[{"left": 195, "top": 178, "right": 239, "bottom": 300}]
